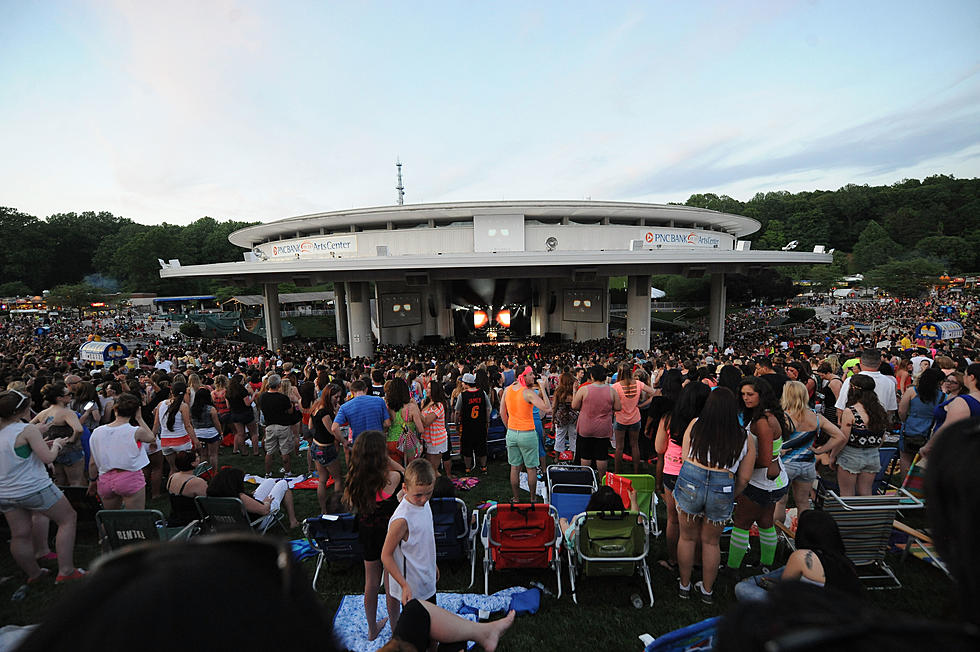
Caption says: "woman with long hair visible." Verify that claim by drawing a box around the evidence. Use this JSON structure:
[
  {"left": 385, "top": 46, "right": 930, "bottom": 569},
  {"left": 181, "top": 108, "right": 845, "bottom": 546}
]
[
  {"left": 924, "top": 362, "right": 980, "bottom": 457},
  {"left": 775, "top": 381, "right": 846, "bottom": 526},
  {"left": 837, "top": 374, "right": 888, "bottom": 496},
  {"left": 189, "top": 388, "right": 222, "bottom": 472},
  {"left": 343, "top": 430, "right": 404, "bottom": 642},
  {"left": 727, "top": 377, "right": 791, "bottom": 573},
  {"left": 655, "top": 379, "right": 709, "bottom": 573},
  {"left": 30, "top": 383, "right": 85, "bottom": 485},
  {"left": 897, "top": 367, "right": 945, "bottom": 477},
  {"left": 674, "top": 388, "right": 755, "bottom": 603},
  {"left": 310, "top": 383, "right": 345, "bottom": 514},
  {"left": 421, "top": 381, "right": 451, "bottom": 477},
  {"left": 152, "top": 382, "right": 199, "bottom": 480},
  {"left": 225, "top": 375, "right": 257, "bottom": 456},
  {"left": 734, "top": 509, "right": 861, "bottom": 601},
  {"left": 385, "top": 377, "right": 424, "bottom": 465},
  {"left": 613, "top": 362, "right": 656, "bottom": 474},
  {"left": 71, "top": 381, "right": 102, "bottom": 478},
  {"left": 552, "top": 371, "right": 578, "bottom": 455}
]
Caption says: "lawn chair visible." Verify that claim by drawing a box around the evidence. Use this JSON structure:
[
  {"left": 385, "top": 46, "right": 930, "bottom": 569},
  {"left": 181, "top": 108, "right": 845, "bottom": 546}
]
[
  {"left": 546, "top": 465, "right": 597, "bottom": 522},
  {"left": 303, "top": 513, "right": 363, "bottom": 590},
  {"left": 815, "top": 485, "right": 924, "bottom": 589},
  {"left": 601, "top": 473, "right": 661, "bottom": 536},
  {"left": 60, "top": 485, "right": 103, "bottom": 527},
  {"left": 889, "top": 455, "right": 951, "bottom": 578},
  {"left": 95, "top": 509, "right": 198, "bottom": 552},
  {"left": 486, "top": 409, "right": 507, "bottom": 461},
  {"left": 194, "top": 496, "right": 283, "bottom": 535},
  {"left": 430, "top": 497, "right": 479, "bottom": 588},
  {"left": 482, "top": 502, "right": 562, "bottom": 598},
  {"left": 567, "top": 510, "right": 653, "bottom": 606}
]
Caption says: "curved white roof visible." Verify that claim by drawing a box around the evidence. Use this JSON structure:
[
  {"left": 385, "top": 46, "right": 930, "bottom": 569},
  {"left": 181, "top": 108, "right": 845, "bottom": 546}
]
[{"left": 229, "top": 200, "right": 761, "bottom": 248}]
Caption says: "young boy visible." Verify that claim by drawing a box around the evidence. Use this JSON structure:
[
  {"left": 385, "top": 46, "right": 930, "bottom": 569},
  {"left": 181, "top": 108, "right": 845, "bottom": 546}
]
[{"left": 382, "top": 458, "right": 438, "bottom": 633}]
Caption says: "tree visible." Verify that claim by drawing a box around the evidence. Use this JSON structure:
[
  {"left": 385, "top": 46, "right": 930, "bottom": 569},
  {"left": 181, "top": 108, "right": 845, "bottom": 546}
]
[
  {"left": 756, "top": 219, "right": 787, "bottom": 250},
  {"left": 0, "top": 281, "right": 33, "bottom": 297},
  {"left": 914, "top": 235, "right": 975, "bottom": 273},
  {"left": 850, "top": 221, "right": 899, "bottom": 272},
  {"left": 46, "top": 282, "right": 102, "bottom": 309},
  {"left": 865, "top": 258, "right": 943, "bottom": 297}
]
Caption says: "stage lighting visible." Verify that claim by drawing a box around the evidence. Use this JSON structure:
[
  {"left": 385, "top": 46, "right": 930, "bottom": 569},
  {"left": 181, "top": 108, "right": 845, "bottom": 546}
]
[
  {"left": 495, "top": 308, "right": 511, "bottom": 328},
  {"left": 473, "top": 310, "right": 489, "bottom": 328}
]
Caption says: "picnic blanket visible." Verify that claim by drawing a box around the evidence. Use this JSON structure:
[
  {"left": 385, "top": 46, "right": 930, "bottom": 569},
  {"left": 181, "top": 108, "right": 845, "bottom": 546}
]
[
  {"left": 519, "top": 472, "right": 547, "bottom": 499},
  {"left": 333, "top": 587, "right": 530, "bottom": 652}
]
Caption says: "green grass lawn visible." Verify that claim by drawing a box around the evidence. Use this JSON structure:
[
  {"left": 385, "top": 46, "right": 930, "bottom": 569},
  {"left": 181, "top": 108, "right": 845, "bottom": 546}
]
[{"left": 0, "top": 447, "right": 957, "bottom": 650}]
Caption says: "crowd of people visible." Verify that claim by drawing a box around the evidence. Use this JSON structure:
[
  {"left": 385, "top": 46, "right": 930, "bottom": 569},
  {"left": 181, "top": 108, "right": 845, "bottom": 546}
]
[{"left": 2, "top": 293, "right": 979, "bottom": 649}]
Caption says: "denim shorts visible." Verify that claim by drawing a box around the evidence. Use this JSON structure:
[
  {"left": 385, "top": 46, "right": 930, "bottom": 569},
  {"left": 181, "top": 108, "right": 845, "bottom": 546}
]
[
  {"left": 614, "top": 420, "right": 641, "bottom": 433},
  {"left": 782, "top": 457, "right": 817, "bottom": 484},
  {"left": 311, "top": 442, "right": 339, "bottom": 466},
  {"left": 0, "top": 483, "right": 63, "bottom": 513},
  {"left": 673, "top": 461, "right": 736, "bottom": 523},
  {"left": 741, "top": 482, "right": 789, "bottom": 506},
  {"left": 837, "top": 445, "right": 881, "bottom": 474}
]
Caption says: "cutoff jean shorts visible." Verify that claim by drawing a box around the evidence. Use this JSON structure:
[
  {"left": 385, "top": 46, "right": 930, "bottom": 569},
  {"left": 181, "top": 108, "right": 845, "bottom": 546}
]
[{"left": 673, "top": 461, "right": 736, "bottom": 523}]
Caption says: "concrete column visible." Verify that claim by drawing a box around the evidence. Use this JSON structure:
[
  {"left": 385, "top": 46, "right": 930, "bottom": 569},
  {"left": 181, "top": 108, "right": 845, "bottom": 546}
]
[
  {"left": 423, "top": 287, "right": 439, "bottom": 337},
  {"left": 709, "top": 272, "right": 727, "bottom": 347},
  {"left": 346, "top": 281, "right": 374, "bottom": 358},
  {"left": 530, "top": 279, "right": 546, "bottom": 336},
  {"left": 333, "top": 283, "right": 349, "bottom": 346},
  {"left": 261, "top": 282, "right": 283, "bottom": 352},
  {"left": 435, "top": 281, "right": 453, "bottom": 338},
  {"left": 626, "top": 274, "right": 651, "bottom": 352}
]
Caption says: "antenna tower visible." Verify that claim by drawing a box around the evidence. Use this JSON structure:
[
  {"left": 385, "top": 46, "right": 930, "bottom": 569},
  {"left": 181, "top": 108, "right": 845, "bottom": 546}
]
[{"left": 396, "top": 159, "right": 405, "bottom": 205}]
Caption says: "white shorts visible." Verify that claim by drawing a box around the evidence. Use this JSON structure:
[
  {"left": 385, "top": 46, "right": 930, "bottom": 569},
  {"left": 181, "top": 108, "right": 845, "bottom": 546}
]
[{"left": 425, "top": 439, "right": 449, "bottom": 455}]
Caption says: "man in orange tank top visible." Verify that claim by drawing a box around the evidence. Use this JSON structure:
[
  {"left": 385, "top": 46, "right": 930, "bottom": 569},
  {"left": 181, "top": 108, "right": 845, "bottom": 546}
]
[{"left": 500, "top": 366, "right": 551, "bottom": 502}]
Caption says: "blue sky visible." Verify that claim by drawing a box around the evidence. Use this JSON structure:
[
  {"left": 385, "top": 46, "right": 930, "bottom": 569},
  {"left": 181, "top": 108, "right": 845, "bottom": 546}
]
[{"left": 1, "top": 0, "right": 978, "bottom": 225}]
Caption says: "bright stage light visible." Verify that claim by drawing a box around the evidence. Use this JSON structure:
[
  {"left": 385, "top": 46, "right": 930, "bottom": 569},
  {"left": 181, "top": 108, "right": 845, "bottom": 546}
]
[
  {"left": 473, "top": 310, "right": 489, "bottom": 328},
  {"left": 495, "top": 308, "right": 511, "bottom": 327}
]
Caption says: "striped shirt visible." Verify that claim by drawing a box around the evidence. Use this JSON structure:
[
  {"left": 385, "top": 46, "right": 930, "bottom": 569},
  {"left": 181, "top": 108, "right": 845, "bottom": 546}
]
[
  {"left": 422, "top": 403, "right": 448, "bottom": 448},
  {"left": 157, "top": 401, "right": 191, "bottom": 449}
]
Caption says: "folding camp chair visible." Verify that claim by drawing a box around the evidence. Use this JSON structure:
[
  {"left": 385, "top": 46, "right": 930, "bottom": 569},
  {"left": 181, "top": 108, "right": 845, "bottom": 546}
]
[
  {"left": 567, "top": 510, "right": 654, "bottom": 606},
  {"left": 195, "top": 496, "right": 284, "bottom": 535},
  {"left": 481, "top": 502, "right": 562, "bottom": 598},
  {"left": 486, "top": 410, "right": 507, "bottom": 461},
  {"left": 60, "top": 485, "right": 103, "bottom": 527},
  {"left": 889, "top": 455, "right": 951, "bottom": 578},
  {"left": 303, "top": 513, "right": 363, "bottom": 590},
  {"left": 602, "top": 473, "right": 661, "bottom": 536},
  {"left": 95, "top": 509, "right": 198, "bottom": 552},
  {"left": 430, "top": 497, "right": 479, "bottom": 588},
  {"left": 546, "top": 465, "right": 598, "bottom": 522},
  {"left": 815, "top": 486, "right": 924, "bottom": 589}
]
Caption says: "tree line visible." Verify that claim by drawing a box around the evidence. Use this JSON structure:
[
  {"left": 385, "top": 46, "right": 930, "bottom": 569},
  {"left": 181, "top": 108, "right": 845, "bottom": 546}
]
[{"left": 2, "top": 174, "right": 977, "bottom": 303}]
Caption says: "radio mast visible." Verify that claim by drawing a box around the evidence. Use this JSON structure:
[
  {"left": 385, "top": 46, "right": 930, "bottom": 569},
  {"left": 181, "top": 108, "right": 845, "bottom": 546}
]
[{"left": 396, "top": 159, "right": 405, "bottom": 205}]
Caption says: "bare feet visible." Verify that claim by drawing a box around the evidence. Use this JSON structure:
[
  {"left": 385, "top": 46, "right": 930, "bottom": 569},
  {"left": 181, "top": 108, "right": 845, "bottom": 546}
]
[
  {"left": 288, "top": 520, "right": 300, "bottom": 529},
  {"left": 367, "top": 617, "right": 388, "bottom": 641},
  {"left": 480, "top": 610, "right": 516, "bottom": 652}
]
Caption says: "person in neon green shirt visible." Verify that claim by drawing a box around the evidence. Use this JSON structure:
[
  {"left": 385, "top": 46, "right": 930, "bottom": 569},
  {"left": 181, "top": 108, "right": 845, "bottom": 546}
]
[{"left": 841, "top": 357, "right": 860, "bottom": 378}]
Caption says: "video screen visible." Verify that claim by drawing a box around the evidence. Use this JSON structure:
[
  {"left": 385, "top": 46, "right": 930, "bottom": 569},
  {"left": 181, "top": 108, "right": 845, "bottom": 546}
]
[
  {"left": 562, "top": 288, "right": 604, "bottom": 323},
  {"left": 379, "top": 293, "right": 423, "bottom": 327}
]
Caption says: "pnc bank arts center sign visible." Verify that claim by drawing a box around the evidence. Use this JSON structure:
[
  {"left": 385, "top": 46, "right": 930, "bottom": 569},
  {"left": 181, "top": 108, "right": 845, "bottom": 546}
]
[
  {"left": 268, "top": 236, "right": 357, "bottom": 258},
  {"left": 643, "top": 230, "right": 722, "bottom": 247}
]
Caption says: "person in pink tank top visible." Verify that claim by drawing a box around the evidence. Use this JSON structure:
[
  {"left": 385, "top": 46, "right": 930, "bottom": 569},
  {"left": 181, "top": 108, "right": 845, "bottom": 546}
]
[
  {"left": 613, "top": 363, "right": 656, "bottom": 474},
  {"left": 572, "top": 365, "right": 621, "bottom": 475}
]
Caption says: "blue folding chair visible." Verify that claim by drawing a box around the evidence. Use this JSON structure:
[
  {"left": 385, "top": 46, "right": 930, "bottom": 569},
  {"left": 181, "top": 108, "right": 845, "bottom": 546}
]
[{"left": 546, "top": 465, "right": 597, "bottom": 521}]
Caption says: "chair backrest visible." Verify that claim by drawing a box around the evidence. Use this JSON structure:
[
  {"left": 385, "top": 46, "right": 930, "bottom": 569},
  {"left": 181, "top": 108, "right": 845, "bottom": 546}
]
[
  {"left": 488, "top": 503, "right": 557, "bottom": 569},
  {"left": 601, "top": 473, "right": 657, "bottom": 519},
  {"left": 577, "top": 511, "right": 648, "bottom": 576},
  {"left": 303, "top": 514, "right": 362, "bottom": 561},
  {"left": 873, "top": 447, "right": 899, "bottom": 493},
  {"left": 96, "top": 509, "right": 166, "bottom": 551},
  {"left": 195, "top": 496, "right": 252, "bottom": 533},
  {"left": 817, "top": 489, "right": 923, "bottom": 566},
  {"left": 901, "top": 454, "right": 927, "bottom": 501},
  {"left": 546, "top": 465, "right": 597, "bottom": 492},
  {"left": 430, "top": 498, "right": 469, "bottom": 561}
]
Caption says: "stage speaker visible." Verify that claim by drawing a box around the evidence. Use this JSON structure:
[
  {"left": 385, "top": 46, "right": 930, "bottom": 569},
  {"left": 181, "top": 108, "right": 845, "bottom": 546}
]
[{"left": 421, "top": 335, "right": 442, "bottom": 345}]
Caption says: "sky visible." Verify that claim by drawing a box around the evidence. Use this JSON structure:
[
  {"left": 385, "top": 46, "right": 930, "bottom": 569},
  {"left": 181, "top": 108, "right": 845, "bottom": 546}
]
[{"left": 1, "top": 0, "right": 978, "bottom": 226}]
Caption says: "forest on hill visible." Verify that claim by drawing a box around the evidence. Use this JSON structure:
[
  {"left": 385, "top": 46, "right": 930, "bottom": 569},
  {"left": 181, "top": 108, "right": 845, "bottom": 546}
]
[{"left": 1, "top": 175, "right": 977, "bottom": 301}]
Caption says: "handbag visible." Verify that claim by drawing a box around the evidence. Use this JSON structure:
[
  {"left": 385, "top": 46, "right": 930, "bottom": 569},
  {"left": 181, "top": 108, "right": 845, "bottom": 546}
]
[{"left": 396, "top": 425, "right": 420, "bottom": 455}]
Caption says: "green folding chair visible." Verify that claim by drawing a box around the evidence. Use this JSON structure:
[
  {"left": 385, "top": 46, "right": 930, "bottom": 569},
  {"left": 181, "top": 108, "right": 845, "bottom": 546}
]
[
  {"left": 601, "top": 473, "right": 660, "bottom": 536},
  {"left": 95, "top": 509, "right": 198, "bottom": 552},
  {"left": 567, "top": 510, "right": 653, "bottom": 606}
]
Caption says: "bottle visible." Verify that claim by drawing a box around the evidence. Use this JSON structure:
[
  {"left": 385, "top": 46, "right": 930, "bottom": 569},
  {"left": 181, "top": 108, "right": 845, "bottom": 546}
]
[{"left": 631, "top": 593, "right": 644, "bottom": 608}]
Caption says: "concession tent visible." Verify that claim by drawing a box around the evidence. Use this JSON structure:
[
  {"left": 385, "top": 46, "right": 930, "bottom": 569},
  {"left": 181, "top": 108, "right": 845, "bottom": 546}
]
[
  {"left": 78, "top": 341, "right": 129, "bottom": 364},
  {"left": 915, "top": 321, "right": 964, "bottom": 341}
]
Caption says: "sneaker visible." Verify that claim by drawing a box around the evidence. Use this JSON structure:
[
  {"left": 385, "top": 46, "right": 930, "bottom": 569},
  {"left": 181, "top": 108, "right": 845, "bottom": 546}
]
[
  {"left": 55, "top": 568, "right": 87, "bottom": 584},
  {"left": 678, "top": 582, "right": 691, "bottom": 600},
  {"left": 694, "top": 581, "right": 713, "bottom": 605},
  {"left": 479, "top": 466, "right": 488, "bottom": 473}
]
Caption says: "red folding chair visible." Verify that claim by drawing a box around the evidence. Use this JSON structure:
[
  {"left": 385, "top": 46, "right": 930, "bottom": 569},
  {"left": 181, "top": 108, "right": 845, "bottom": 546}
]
[{"left": 481, "top": 502, "right": 562, "bottom": 597}]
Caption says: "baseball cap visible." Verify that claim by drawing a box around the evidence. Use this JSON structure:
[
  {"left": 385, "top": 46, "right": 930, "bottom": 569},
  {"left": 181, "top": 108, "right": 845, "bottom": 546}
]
[{"left": 461, "top": 373, "right": 477, "bottom": 385}]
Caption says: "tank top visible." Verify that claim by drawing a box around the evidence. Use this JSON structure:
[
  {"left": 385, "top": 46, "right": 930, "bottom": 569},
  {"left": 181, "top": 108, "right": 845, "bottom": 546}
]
[
  {"left": 576, "top": 383, "right": 614, "bottom": 439},
  {"left": 781, "top": 412, "right": 819, "bottom": 465},
  {"left": 168, "top": 476, "right": 199, "bottom": 526},
  {"left": 504, "top": 385, "right": 535, "bottom": 431},
  {"left": 613, "top": 380, "right": 645, "bottom": 426},
  {"left": 663, "top": 437, "right": 683, "bottom": 476},
  {"left": 387, "top": 498, "right": 437, "bottom": 601},
  {"left": 158, "top": 401, "right": 190, "bottom": 448},
  {"left": 312, "top": 407, "right": 335, "bottom": 446},
  {"left": 748, "top": 420, "right": 788, "bottom": 491},
  {"left": 387, "top": 406, "right": 415, "bottom": 444},
  {"left": 459, "top": 390, "right": 488, "bottom": 430},
  {"left": 421, "top": 403, "right": 447, "bottom": 447},
  {"left": 212, "top": 389, "right": 229, "bottom": 414},
  {"left": 846, "top": 406, "right": 882, "bottom": 449},
  {"left": 932, "top": 394, "right": 980, "bottom": 434},
  {"left": 0, "top": 422, "right": 52, "bottom": 499},
  {"left": 904, "top": 389, "right": 944, "bottom": 437},
  {"left": 90, "top": 423, "right": 150, "bottom": 472}
]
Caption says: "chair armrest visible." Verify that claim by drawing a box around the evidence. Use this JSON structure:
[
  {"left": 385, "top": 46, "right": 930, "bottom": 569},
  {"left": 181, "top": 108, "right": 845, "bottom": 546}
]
[{"left": 893, "top": 519, "right": 933, "bottom": 545}]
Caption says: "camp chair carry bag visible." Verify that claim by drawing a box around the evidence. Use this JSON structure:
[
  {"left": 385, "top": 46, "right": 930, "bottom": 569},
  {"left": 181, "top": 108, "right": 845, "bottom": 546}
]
[{"left": 481, "top": 503, "right": 561, "bottom": 598}]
